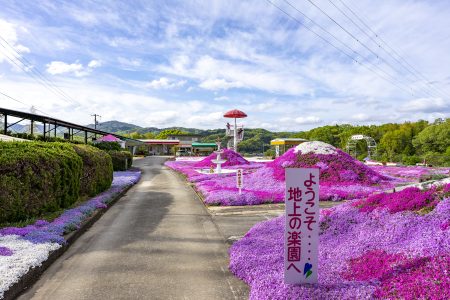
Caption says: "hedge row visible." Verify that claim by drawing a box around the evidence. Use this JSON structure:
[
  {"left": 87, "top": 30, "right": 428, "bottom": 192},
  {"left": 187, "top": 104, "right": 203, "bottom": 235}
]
[
  {"left": 73, "top": 145, "right": 113, "bottom": 196},
  {"left": 0, "top": 142, "right": 113, "bottom": 223},
  {"left": 107, "top": 150, "right": 133, "bottom": 171}
]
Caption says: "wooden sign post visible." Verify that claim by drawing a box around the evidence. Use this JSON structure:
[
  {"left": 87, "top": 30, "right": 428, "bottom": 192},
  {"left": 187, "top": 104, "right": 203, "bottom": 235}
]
[
  {"left": 236, "top": 169, "right": 243, "bottom": 194},
  {"left": 284, "top": 168, "right": 319, "bottom": 284}
]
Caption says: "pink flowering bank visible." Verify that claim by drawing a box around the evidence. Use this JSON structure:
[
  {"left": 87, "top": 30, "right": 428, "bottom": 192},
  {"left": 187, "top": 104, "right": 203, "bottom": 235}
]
[
  {"left": 193, "top": 148, "right": 250, "bottom": 167},
  {"left": 229, "top": 184, "right": 450, "bottom": 299},
  {"left": 370, "top": 165, "right": 450, "bottom": 182},
  {"left": 166, "top": 142, "right": 448, "bottom": 206},
  {"left": 197, "top": 142, "right": 395, "bottom": 205}
]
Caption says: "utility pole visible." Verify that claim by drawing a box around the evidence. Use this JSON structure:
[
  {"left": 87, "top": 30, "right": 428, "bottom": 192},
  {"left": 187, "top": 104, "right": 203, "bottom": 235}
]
[
  {"left": 91, "top": 113, "right": 101, "bottom": 140},
  {"left": 91, "top": 113, "right": 101, "bottom": 129}
]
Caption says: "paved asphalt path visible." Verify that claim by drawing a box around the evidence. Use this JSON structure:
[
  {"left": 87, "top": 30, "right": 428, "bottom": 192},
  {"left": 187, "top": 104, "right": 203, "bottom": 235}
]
[{"left": 19, "top": 156, "right": 249, "bottom": 300}]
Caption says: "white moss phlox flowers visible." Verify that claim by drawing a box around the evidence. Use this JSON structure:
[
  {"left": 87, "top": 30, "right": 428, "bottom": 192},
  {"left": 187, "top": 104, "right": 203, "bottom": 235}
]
[
  {"left": 0, "top": 235, "right": 61, "bottom": 299},
  {"left": 294, "top": 141, "right": 337, "bottom": 155}
]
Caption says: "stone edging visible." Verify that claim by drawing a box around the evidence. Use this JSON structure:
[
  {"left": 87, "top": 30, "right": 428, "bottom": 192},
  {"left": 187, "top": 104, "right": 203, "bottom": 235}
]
[{"left": 3, "top": 178, "right": 140, "bottom": 300}]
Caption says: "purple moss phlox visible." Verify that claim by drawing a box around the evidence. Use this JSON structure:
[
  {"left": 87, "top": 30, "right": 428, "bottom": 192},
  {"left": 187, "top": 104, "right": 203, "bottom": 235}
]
[
  {"left": 0, "top": 246, "right": 13, "bottom": 256},
  {"left": 229, "top": 186, "right": 450, "bottom": 299},
  {"left": 0, "top": 170, "right": 141, "bottom": 245}
]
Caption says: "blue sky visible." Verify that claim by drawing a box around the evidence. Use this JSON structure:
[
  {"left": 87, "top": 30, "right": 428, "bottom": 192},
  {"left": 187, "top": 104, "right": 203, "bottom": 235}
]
[{"left": 0, "top": 0, "right": 449, "bottom": 131}]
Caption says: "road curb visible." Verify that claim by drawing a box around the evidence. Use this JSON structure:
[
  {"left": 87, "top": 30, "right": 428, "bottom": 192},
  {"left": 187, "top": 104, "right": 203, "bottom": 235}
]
[{"left": 3, "top": 177, "right": 140, "bottom": 300}]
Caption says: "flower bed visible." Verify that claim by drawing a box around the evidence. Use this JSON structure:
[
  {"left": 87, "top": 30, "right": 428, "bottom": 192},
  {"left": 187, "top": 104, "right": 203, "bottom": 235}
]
[
  {"left": 229, "top": 183, "right": 450, "bottom": 299},
  {"left": 0, "top": 170, "right": 141, "bottom": 299},
  {"left": 193, "top": 148, "right": 250, "bottom": 167},
  {"left": 166, "top": 142, "right": 400, "bottom": 205},
  {"left": 370, "top": 165, "right": 450, "bottom": 182}
]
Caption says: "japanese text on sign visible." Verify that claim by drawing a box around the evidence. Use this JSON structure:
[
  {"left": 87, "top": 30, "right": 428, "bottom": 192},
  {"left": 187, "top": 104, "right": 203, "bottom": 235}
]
[
  {"left": 284, "top": 168, "right": 319, "bottom": 284},
  {"left": 236, "top": 169, "right": 243, "bottom": 194}
]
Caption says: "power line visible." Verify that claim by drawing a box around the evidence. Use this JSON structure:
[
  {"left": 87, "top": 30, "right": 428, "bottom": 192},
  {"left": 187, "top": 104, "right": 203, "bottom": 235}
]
[
  {"left": 330, "top": 0, "right": 450, "bottom": 100},
  {"left": 266, "top": 0, "right": 417, "bottom": 97},
  {"left": 0, "top": 45, "right": 79, "bottom": 107},
  {"left": 280, "top": 0, "right": 420, "bottom": 97},
  {"left": 0, "top": 90, "right": 51, "bottom": 116},
  {"left": 302, "top": 0, "right": 441, "bottom": 99},
  {"left": 0, "top": 35, "right": 83, "bottom": 107}
]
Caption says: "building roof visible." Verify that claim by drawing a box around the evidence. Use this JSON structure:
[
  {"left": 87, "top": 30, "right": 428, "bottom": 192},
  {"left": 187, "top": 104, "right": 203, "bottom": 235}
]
[
  {"left": 270, "top": 138, "right": 308, "bottom": 145},
  {"left": 192, "top": 142, "right": 218, "bottom": 148},
  {"left": 140, "top": 139, "right": 180, "bottom": 145}
]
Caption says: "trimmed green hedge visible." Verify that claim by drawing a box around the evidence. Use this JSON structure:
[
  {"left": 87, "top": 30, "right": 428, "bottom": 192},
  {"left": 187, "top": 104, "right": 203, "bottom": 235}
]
[
  {"left": 108, "top": 150, "right": 133, "bottom": 171},
  {"left": 0, "top": 142, "right": 115, "bottom": 223},
  {"left": 73, "top": 144, "right": 113, "bottom": 196},
  {"left": 0, "top": 142, "right": 83, "bottom": 223},
  {"left": 94, "top": 141, "right": 122, "bottom": 151}
]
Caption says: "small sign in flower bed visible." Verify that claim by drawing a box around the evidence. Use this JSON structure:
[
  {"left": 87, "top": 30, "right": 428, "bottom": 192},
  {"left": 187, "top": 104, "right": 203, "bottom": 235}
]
[
  {"left": 229, "top": 183, "right": 450, "bottom": 299},
  {"left": 0, "top": 170, "right": 141, "bottom": 299},
  {"left": 166, "top": 142, "right": 399, "bottom": 205}
]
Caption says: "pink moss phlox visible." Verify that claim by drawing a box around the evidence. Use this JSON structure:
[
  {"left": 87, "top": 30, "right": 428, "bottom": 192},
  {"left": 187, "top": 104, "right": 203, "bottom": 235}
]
[
  {"left": 342, "top": 249, "right": 407, "bottom": 281},
  {"left": 373, "top": 255, "right": 450, "bottom": 300},
  {"left": 267, "top": 148, "right": 388, "bottom": 185},
  {"left": 370, "top": 166, "right": 450, "bottom": 182},
  {"left": 193, "top": 149, "right": 250, "bottom": 167},
  {"left": 229, "top": 189, "right": 450, "bottom": 299},
  {"left": 353, "top": 187, "right": 437, "bottom": 213}
]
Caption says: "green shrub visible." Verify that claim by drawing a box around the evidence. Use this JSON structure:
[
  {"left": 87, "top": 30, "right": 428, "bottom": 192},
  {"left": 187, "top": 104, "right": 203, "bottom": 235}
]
[
  {"left": 0, "top": 141, "right": 82, "bottom": 223},
  {"left": 94, "top": 141, "right": 122, "bottom": 151},
  {"left": 402, "top": 155, "right": 422, "bottom": 166},
  {"left": 72, "top": 144, "right": 113, "bottom": 196},
  {"left": 108, "top": 150, "right": 133, "bottom": 171}
]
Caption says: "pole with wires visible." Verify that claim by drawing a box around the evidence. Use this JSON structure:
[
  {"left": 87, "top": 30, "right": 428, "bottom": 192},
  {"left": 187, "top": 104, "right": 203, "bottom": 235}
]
[{"left": 91, "top": 113, "right": 101, "bottom": 140}]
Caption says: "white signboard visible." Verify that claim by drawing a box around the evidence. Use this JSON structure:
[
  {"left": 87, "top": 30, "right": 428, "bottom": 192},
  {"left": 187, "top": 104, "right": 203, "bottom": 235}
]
[
  {"left": 351, "top": 134, "right": 365, "bottom": 140},
  {"left": 275, "top": 145, "right": 280, "bottom": 158},
  {"left": 236, "top": 169, "right": 243, "bottom": 194},
  {"left": 285, "top": 168, "right": 319, "bottom": 284}
]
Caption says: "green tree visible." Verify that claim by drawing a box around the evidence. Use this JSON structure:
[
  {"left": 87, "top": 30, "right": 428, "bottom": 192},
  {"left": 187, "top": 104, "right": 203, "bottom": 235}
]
[
  {"left": 156, "top": 129, "right": 188, "bottom": 139},
  {"left": 413, "top": 119, "right": 450, "bottom": 153}
]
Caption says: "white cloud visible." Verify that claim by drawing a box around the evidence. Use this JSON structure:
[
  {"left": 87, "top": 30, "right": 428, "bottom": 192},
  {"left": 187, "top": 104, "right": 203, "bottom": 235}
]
[
  {"left": 117, "top": 57, "right": 142, "bottom": 69},
  {"left": 46, "top": 61, "right": 83, "bottom": 75},
  {"left": 46, "top": 60, "right": 102, "bottom": 77},
  {"left": 294, "top": 116, "right": 322, "bottom": 125},
  {"left": 0, "top": 19, "right": 30, "bottom": 65},
  {"left": 214, "top": 96, "right": 229, "bottom": 101},
  {"left": 146, "top": 77, "right": 186, "bottom": 89},
  {"left": 198, "top": 78, "right": 243, "bottom": 90},
  {"left": 398, "top": 97, "right": 449, "bottom": 113},
  {"left": 256, "top": 100, "right": 276, "bottom": 111},
  {"left": 2, "top": 0, "right": 450, "bottom": 131},
  {"left": 88, "top": 60, "right": 102, "bottom": 68}
]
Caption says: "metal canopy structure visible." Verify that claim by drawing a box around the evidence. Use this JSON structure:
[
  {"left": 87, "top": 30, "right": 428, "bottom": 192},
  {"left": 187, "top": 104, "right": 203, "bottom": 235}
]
[
  {"left": 346, "top": 134, "right": 377, "bottom": 159},
  {"left": 0, "top": 107, "right": 142, "bottom": 145}
]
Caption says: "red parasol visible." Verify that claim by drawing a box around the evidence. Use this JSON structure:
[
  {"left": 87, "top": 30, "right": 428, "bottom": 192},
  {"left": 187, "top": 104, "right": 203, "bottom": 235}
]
[
  {"left": 223, "top": 109, "right": 247, "bottom": 151},
  {"left": 223, "top": 109, "right": 247, "bottom": 118}
]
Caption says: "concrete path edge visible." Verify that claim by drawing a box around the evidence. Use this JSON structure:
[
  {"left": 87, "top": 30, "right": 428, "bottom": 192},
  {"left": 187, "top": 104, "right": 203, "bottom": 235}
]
[{"left": 3, "top": 175, "right": 141, "bottom": 300}]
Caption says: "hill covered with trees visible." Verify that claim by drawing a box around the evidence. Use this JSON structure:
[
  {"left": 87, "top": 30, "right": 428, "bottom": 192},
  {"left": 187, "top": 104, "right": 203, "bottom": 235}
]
[{"left": 94, "top": 118, "right": 450, "bottom": 166}]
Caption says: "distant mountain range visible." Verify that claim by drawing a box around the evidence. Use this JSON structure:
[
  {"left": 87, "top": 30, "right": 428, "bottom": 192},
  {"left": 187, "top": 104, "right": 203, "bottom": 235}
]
[{"left": 85, "top": 120, "right": 223, "bottom": 136}]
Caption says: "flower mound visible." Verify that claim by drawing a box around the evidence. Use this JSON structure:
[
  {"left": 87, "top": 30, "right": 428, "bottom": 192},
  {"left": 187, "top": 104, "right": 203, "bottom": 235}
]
[
  {"left": 166, "top": 141, "right": 399, "bottom": 206},
  {"left": 193, "top": 148, "right": 249, "bottom": 167},
  {"left": 0, "top": 170, "right": 141, "bottom": 298},
  {"left": 268, "top": 141, "right": 387, "bottom": 184},
  {"left": 229, "top": 184, "right": 450, "bottom": 299}
]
